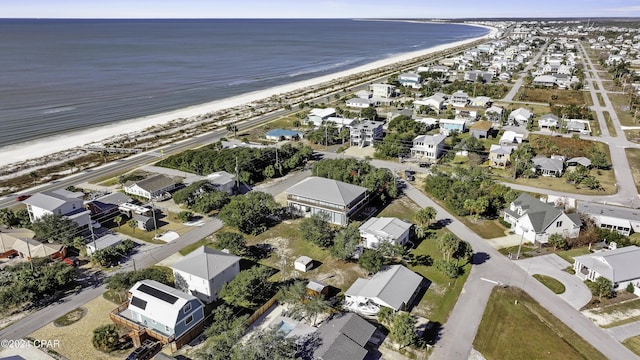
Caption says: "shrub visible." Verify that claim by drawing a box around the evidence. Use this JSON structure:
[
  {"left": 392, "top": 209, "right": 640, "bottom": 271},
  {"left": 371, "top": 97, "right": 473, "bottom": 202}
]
[
  {"left": 627, "top": 282, "right": 635, "bottom": 294},
  {"left": 498, "top": 218, "right": 511, "bottom": 228},
  {"left": 92, "top": 324, "right": 120, "bottom": 352}
]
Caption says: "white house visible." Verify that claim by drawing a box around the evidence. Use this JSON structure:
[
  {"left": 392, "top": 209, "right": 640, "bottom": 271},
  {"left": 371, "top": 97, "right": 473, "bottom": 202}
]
[
  {"left": 503, "top": 193, "right": 581, "bottom": 244},
  {"left": 359, "top": 217, "right": 412, "bottom": 249},
  {"left": 307, "top": 108, "right": 337, "bottom": 126},
  {"left": 577, "top": 202, "right": 640, "bottom": 236},
  {"left": 499, "top": 130, "right": 525, "bottom": 145},
  {"left": 123, "top": 174, "right": 179, "bottom": 200},
  {"left": 350, "top": 121, "right": 384, "bottom": 147},
  {"left": 22, "top": 189, "right": 91, "bottom": 228},
  {"left": 205, "top": 171, "right": 236, "bottom": 195},
  {"left": 533, "top": 74, "right": 558, "bottom": 87},
  {"left": 539, "top": 114, "right": 559, "bottom": 129},
  {"left": 346, "top": 98, "right": 371, "bottom": 109},
  {"left": 414, "top": 95, "right": 445, "bottom": 113},
  {"left": 171, "top": 246, "right": 241, "bottom": 304},
  {"left": 533, "top": 156, "right": 565, "bottom": 177},
  {"left": 574, "top": 246, "right": 640, "bottom": 293},
  {"left": 113, "top": 280, "right": 205, "bottom": 345},
  {"left": 344, "top": 265, "right": 423, "bottom": 314},
  {"left": 370, "top": 83, "right": 395, "bottom": 98},
  {"left": 508, "top": 108, "right": 533, "bottom": 125},
  {"left": 398, "top": 72, "right": 422, "bottom": 89},
  {"left": 410, "top": 134, "right": 446, "bottom": 160},
  {"left": 485, "top": 105, "right": 504, "bottom": 122},
  {"left": 86, "top": 233, "right": 124, "bottom": 256},
  {"left": 450, "top": 90, "right": 470, "bottom": 107}
]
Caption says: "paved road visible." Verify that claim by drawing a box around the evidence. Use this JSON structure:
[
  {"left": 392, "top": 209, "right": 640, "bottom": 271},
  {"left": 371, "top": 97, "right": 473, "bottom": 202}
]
[
  {"left": 399, "top": 182, "right": 638, "bottom": 360},
  {"left": 608, "top": 321, "right": 640, "bottom": 342},
  {"left": 515, "top": 254, "right": 592, "bottom": 310},
  {"left": 502, "top": 43, "right": 547, "bottom": 102}
]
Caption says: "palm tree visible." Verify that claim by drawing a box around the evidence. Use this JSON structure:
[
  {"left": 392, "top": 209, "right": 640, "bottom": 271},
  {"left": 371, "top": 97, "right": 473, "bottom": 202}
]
[
  {"left": 414, "top": 207, "right": 437, "bottom": 228},
  {"left": 66, "top": 161, "right": 76, "bottom": 174},
  {"left": 101, "top": 150, "right": 109, "bottom": 165},
  {"left": 0, "top": 208, "right": 16, "bottom": 229},
  {"left": 114, "top": 215, "right": 123, "bottom": 229},
  {"left": 127, "top": 219, "right": 137, "bottom": 233}
]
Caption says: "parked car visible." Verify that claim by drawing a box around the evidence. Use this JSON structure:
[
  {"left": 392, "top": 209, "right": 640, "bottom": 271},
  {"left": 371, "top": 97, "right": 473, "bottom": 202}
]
[
  {"left": 126, "top": 340, "right": 161, "bottom": 360},
  {"left": 62, "top": 257, "right": 79, "bottom": 266},
  {"left": 16, "top": 194, "right": 31, "bottom": 201}
]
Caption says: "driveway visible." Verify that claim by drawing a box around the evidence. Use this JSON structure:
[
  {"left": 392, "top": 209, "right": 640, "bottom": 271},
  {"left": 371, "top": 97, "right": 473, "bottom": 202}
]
[
  {"left": 607, "top": 321, "right": 640, "bottom": 342},
  {"left": 515, "top": 254, "right": 592, "bottom": 310}
]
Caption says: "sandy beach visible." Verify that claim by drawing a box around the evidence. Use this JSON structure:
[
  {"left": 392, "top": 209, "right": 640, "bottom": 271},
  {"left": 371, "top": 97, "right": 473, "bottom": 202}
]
[{"left": 0, "top": 22, "right": 497, "bottom": 169}]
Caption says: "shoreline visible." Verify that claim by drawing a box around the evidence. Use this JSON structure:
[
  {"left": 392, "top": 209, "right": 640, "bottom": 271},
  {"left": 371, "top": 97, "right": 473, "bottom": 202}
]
[{"left": 0, "top": 22, "right": 497, "bottom": 170}]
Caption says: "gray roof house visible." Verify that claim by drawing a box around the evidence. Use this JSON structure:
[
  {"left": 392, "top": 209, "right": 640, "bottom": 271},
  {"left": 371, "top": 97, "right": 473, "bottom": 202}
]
[
  {"left": 171, "top": 246, "right": 241, "bottom": 304},
  {"left": 533, "top": 156, "right": 565, "bottom": 177},
  {"left": 359, "top": 217, "right": 412, "bottom": 249},
  {"left": 539, "top": 113, "right": 559, "bottom": 128},
  {"left": 410, "top": 134, "right": 446, "bottom": 161},
  {"left": 285, "top": 177, "right": 369, "bottom": 226},
  {"left": 345, "top": 265, "right": 423, "bottom": 313},
  {"left": 573, "top": 246, "right": 640, "bottom": 292},
  {"left": 577, "top": 201, "right": 640, "bottom": 236},
  {"left": 22, "top": 189, "right": 91, "bottom": 228},
  {"left": 124, "top": 174, "right": 179, "bottom": 200},
  {"left": 567, "top": 157, "right": 592, "bottom": 168},
  {"left": 314, "top": 313, "right": 377, "bottom": 360},
  {"left": 503, "top": 193, "right": 582, "bottom": 244},
  {"left": 110, "top": 280, "right": 205, "bottom": 348},
  {"left": 508, "top": 108, "right": 533, "bottom": 125}
]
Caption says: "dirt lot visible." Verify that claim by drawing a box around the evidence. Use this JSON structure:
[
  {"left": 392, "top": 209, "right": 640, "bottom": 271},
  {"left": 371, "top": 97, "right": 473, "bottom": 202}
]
[
  {"left": 529, "top": 134, "right": 610, "bottom": 159},
  {"left": 30, "top": 296, "right": 130, "bottom": 360},
  {"left": 516, "top": 88, "right": 589, "bottom": 107}
]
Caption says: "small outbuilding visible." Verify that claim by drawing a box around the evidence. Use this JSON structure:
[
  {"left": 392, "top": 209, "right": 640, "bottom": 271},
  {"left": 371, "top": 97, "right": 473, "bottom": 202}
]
[
  {"left": 86, "top": 233, "right": 124, "bottom": 256},
  {"left": 306, "top": 280, "right": 330, "bottom": 298},
  {"left": 295, "top": 256, "right": 314, "bottom": 272}
]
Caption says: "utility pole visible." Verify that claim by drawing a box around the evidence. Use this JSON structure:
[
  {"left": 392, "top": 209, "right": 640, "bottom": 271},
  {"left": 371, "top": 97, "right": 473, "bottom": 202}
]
[
  {"left": 235, "top": 156, "right": 240, "bottom": 189},
  {"left": 89, "top": 221, "right": 97, "bottom": 253},
  {"left": 325, "top": 126, "right": 328, "bottom": 147},
  {"left": 151, "top": 200, "right": 158, "bottom": 236}
]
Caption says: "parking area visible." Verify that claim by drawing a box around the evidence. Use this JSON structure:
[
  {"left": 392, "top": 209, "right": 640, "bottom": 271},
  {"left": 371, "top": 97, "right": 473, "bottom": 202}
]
[{"left": 515, "top": 254, "right": 592, "bottom": 310}]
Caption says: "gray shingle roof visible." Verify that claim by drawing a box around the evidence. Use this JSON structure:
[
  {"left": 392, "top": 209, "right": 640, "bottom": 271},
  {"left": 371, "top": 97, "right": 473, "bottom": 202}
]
[
  {"left": 314, "top": 313, "right": 375, "bottom": 360},
  {"left": 504, "top": 193, "right": 566, "bottom": 233},
  {"left": 285, "top": 177, "right": 367, "bottom": 207},
  {"left": 22, "top": 190, "right": 80, "bottom": 212},
  {"left": 359, "top": 217, "right": 412, "bottom": 240},
  {"left": 171, "top": 246, "right": 240, "bottom": 281},
  {"left": 345, "top": 265, "right": 423, "bottom": 310},
  {"left": 574, "top": 246, "right": 640, "bottom": 283},
  {"left": 578, "top": 202, "right": 640, "bottom": 222},
  {"left": 126, "top": 174, "right": 177, "bottom": 193},
  {"left": 533, "top": 157, "right": 564, "bottom": 172}
]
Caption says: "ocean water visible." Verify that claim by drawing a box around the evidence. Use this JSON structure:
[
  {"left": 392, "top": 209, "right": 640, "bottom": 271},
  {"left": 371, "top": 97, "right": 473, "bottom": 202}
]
[{"left": 0, "top": 19, "right": 487, "bottom": 147}]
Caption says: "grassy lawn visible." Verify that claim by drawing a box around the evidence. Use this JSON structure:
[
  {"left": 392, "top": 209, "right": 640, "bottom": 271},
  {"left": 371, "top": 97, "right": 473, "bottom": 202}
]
[
  {"left": 533, "top": 274, "right": 566, "bottom": 294},
  {"left": 626, "top": 148, "right": 640, "bottom": 193},
  {"left": 626, "top": 130, "right": 640, "bottom": 144},
  {"left": 179, "top": 237, "right": 214, "bottom": 255},
  {"left": 113, "top": 225, "right": 167, "bottom": 244},
  {"left": 609, "top": 93, "right": 637, "bottom": 127},
  {"left": 603, "top": 111, "right": 617, "bottom": 137},
  {"left": 498, "top": 244, "right": 537, "bottom": 258},
  {"left": 378, "top": 195, "right": 421, "bottom": 222},
  {"left": 53, "top": 308, "right": 86, "bottom": 327},
  {"left": 461, "top": 218, "right": 508, "bottom": 239},
  {"left": 494, "top": 102, "right": 551, "bottom": 118},
  {"left": 473, "top": 287, "right": 606, "bottom": 360},
  {"left": 556, "top": 247, "right": 590, "bottom": 264},
  {"left": 597, "top": 93, "right": 605, "bottom": 107},
  {"left": 409, "top": 231, "right": 471, "bottom": 324},
  {"left": 502, "top": 170, "right": 616, "bottom": 196},
  {"left": 623, "top": 336, "right": 640, "bottom": 356},
  {"left": 516, "top": 88, "right": 587, "bottom": 106}
]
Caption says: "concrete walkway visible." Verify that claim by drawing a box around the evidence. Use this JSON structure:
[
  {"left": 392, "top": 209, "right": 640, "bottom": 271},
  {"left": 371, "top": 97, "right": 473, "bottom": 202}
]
[
  {"left": 515, "top": 254, "right": 592, "bottom": 310},
  {"left": 607, "top": 321, "right": 640, "bottom": 342}
]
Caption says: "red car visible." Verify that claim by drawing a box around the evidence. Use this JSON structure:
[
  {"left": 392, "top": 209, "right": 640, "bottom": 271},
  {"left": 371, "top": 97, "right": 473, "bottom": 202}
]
[
  {"left": 16, "top": 194, "right": 31, "bottom": 201},
  {"left": 63, "top": 257, "right": 79, "bottom": 266}
]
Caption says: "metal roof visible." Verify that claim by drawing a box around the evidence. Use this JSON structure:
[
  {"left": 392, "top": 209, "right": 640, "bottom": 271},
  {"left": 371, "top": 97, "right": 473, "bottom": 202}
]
[
  {"left": 128, "top": 280, "right": 202, "bottom": 330},
  {"left": 345, "top": 265, "right": 423, "bottom": 310},
  {"left": 574, "top": 246, "right": 640, "bottom": 283},
  {"left": 285, "top": 177, "right": 367, "bottom": 207},
  {"left": 578, "top": 202, "right": 640, "bottom": 222},
  {"left": 126, "top": 174, "right": 177, "bottom": 193},
  {"left": 359, "top": 217, "right": 412, "bottom": 240}
]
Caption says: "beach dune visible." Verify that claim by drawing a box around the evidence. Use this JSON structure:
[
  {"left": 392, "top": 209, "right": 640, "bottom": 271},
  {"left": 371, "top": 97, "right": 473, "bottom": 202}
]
[{"left": 0, "top": 23, "right": 497, "bottom": 169}]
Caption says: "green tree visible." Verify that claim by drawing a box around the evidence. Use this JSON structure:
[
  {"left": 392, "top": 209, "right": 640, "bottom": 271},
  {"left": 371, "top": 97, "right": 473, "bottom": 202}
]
[
  {"left": 548, "top": 233, "right": 568, "bottom": 251},
  {"left": 177, "top": 211, "right": 193, "bottom": 222},
  {"left": 214, "top": 232, "right": 247, "bottom": 255},
  {"left": 586, "top": 276, "right": 613, "bottom": 301},
  {"left": 0, "top": 208, "right": 16, "bottom": 228},
  {"left": 106, "top": 268, "right": 173, "bottom": 292},
  {"left": 390, "top": 312, "right": 417, "bottom": 349},
  {"left": 358, "top": 249, "right": 384, "bottom": 274},
  {"left": 437, "top": 233, "right": 460, "bottom": 262},
  {"left": 127, "top": 218, "right": 137, "bottom": 233},
  {"left": 218, "top": 192, "right": 280, "bottom": 235},
  {"left": 434, "top": 259, "right": 461, "bottom": 278},
  {"left": 588, "top": 147, "right": 611, "bottom": 169},
  {"left": 231, "top": 328, "right": 297, "bottom": 360},
  {"left": 28, "top": 171, "right": 39, "bottom": 187},
  {"left": 113, "top": 215, "right": 123, "bottom": 229},
  {"left": 414, "top": 207, "right": 437, "bottom": 228},
  {"left": 32, "top": 213, "right": 79, "bottom": 246},
  {"left": 377, "top": 306, "right": 395, "bottom": 327},
  {"left": 361, "top": 106, "right": 377, "bottom": 120},
  {"left": 453, "top": 240, "right": 473, "bottom": 266},
  {"left": 221, "top": 266, "right": 274, "bottom": 308},
  {"left": 299, "top": 213, "right": 333, "bottom": 248},
  {"left": 627, "top": 283, "right": 635, "bottom": 294},
  {"left": 14, "top": 208, "right": 31, "bottom": 228},
  {"left": 92, "top": 324, "right": 120, "bottom": 352},
  {"left": 331, "top": 224, "right": 361, "bottom": 260}
]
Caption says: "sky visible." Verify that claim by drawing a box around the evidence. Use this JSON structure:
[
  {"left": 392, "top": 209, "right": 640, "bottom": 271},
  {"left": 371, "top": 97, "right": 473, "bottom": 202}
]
[{"left": 2, "top": 0, "right": 640, "bottom": 19}]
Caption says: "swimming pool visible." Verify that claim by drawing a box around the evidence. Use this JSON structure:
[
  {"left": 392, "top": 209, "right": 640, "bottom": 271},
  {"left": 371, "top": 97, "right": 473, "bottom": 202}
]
[{"left": 276, "top": 320, "right": 295, "bottom": 336}]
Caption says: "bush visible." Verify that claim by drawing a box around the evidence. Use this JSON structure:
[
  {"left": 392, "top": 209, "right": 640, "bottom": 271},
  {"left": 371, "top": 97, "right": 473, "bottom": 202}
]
[
  {"left": 434, "top": 259, "right": 461, "bottom": 278},
  {"left": 177, "top": 211, "right": 193, "bottom": 222},
  {"left": 92, "top": 324, "right": 120, "bottom": 352},
  {"left": 498, "top": 218, "right": 511, "bottom": 228},
  {"left": 627, "top": 282, "right": 635, "bottom": 294}
]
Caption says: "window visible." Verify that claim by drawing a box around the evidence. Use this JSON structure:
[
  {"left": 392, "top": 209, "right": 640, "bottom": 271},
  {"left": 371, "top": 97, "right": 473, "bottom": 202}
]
[
  {"left": 183, "top": 303, "right": 192, "bottom": 314},
  {"left": 165, "top": 325, "right": 170, "bottom": 332},
  {"left": 185, "top": 315, "right": 193, "bottom": 326},
  {"left": 556, "top": 221, "right": 563, "bottom": 227}
]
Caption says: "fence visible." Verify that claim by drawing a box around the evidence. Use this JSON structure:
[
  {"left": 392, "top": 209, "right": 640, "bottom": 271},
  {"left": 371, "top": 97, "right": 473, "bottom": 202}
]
[{"left": 245, "top": 293, "right": 279, "bottom": 327}]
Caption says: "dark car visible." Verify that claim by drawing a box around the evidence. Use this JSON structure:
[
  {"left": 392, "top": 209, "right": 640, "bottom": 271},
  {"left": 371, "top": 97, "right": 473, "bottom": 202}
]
[
  {"left": 126, "top": 346, "right": 150, "bottom": 360},
  {"left": 419, "top": 162, "right": 429, "bottom": 168},
  {"left": 16, "top": 194, "right": 31, "bottom": 201}
]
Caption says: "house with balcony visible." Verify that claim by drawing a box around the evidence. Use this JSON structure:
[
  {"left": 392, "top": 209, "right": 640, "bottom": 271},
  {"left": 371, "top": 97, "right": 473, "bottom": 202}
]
[
  {"left": 350, "top": 121, "right": 384, "bottom": 147},
  {"left": 414, "top": 95, "right": 445, "bottom": 114},
  {"left": 398, "top": 72, "right": 422, "bottom": 89},
  {"left": 110, "top": 280, "right": 205, "bottom": 350},
  {"left": 359, "top": 217, "right": 412, "bottom": 249},
  {"left": 171, "top": 246, "right": 240, "bottom": 304},
  {"left": 370, "top": 83, "right": 395, "bottom": 99},
  {"left": 499, "top": 130, "right": 525, "bottom": 145},
  {"left": 489, "top": 144, "right": 515, "bottom": 168},
  {"left": 503, "top": 193, "right": 581, "bottom": 244},
  {"left": 346, "top": 98, "right": 371, "bottom": 109},
  {"left": 22, "top": 189, "right": 91, "bottom": 228},
  {"left": 307, "top": 108, "right": 337, "bottom": 127},
  {"left": 450, "top": 90, "right": 470, "bottom": 107},
  {"left": 410, "top": 134, "right": 446, "bottom": 160},
  {"left": 485, "top": 105, "right": 504, "bottom": 122},
  {"left": 285, "top": 177, "right": 369, "bottom": 226}
]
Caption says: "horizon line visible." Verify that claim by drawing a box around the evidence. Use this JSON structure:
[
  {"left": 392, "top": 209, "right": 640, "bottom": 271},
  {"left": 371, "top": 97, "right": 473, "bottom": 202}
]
[{"left": 1, "top": 16, "right": 639, "bottom": 20}]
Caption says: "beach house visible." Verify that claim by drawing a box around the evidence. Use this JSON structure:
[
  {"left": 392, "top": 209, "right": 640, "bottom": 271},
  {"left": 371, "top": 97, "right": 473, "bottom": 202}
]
[
  {"left": 469, "top": 120, "right": 492, "bottom": 139},
  {"left": 313, "top": 313, "right": 377, "bottom": 360},
  {"left": 350, "top": 121, "right": 384, "bottom": 147},
  {"left": 307, "top": 108, "right": 337, "bottom": 126},
  {"left": 370, "top": 83, "right": 395, "bottom": 99},
  {"left": 398, "top": 72, "right": 422, "bottom": 89},
  {"left": 22, "top": 189, "right": 91, "bottom": 228},
  {"left": 574, "top": 246, "right": 640, "bottom": 293},
  {"left": 450, "top": 90, "right": 470, "bottom": 107},
  {"left": 171, "top": 246, "right": 241, "bottom": 304},
  {"left": 410, "top": 134, "right": 446, "bottom": 160},
  {"left": 359, "top": 217, "right": 412, "bottom": 249},
  {"left": 123, "top": 174, "right": 179, "bottom": 200},
  {"left": 503, "top": 193, "right": 581, "bottom": 244},
  {"left": 110, "top": 280, "right": 205, "bottom": 350},
  {"left": 577, "top": 202, "right": 640, "bottom": 236},
  {"left": 508, "top": 108, "right": 533, "bottom": 125},
  {"left": 285, "top": 177, "right": 369, "bottom": 226}
]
